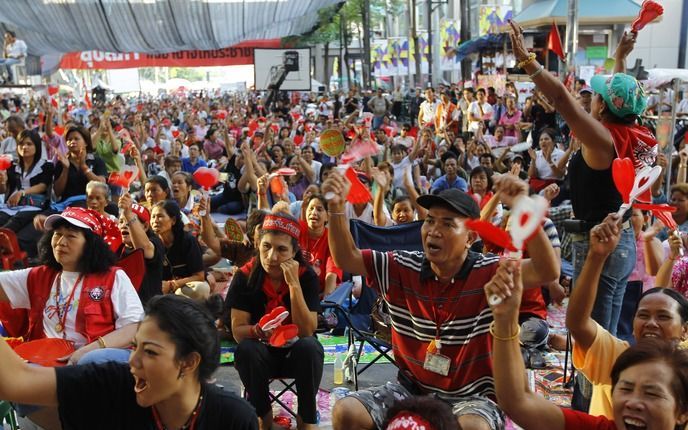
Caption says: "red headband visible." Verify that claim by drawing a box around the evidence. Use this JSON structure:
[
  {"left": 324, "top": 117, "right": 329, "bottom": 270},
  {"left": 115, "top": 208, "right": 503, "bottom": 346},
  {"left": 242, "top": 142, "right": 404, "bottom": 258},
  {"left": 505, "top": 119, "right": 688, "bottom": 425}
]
[
  {"left": 386, "top": 411, "right": 434, "bottom": 430},
  {"left": 262, "top": 215, "right": 301, "bottom": 240}
]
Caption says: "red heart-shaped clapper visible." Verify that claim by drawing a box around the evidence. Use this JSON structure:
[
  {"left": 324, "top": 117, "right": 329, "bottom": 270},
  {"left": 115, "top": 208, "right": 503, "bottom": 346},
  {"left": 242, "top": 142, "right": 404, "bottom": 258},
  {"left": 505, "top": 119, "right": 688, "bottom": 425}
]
[
  {"left": 259, "top": 306, "right": 290, "bottom": 331},
  {"left": 47, "top": 85, "right": 59, "bottom": 96},
  {"left": 248, "top": 119, "right": 259, "bottom": 132},
  {"left": 53, "top": 125, "right": 65, "bottom": 137},
  {"left": 14, "top": 338, "right": 75, "bottom": 367},
  {"left": 108, "top": 165, "right": 139, "bottom": 188},
  {"left": 271, "top": 124, "right": 280, "bottom": 134},
  {"left": 612, "top": 158, "right": 635, "bottom": 204},
  {"left": 0, "top": 155, "right": 11, "bottom": 170},
  {"left": 465, "top": 219, "right": 517, "bottom": 252},
  {"left": 172, "top": 130, "right": 180, "bottom": 138},
  {"left": 293, "top": 134, "right": 304, "bottom": 146},
  {"left": 632, "top": 0, "right": 664, "bottom": 33},
  {"left": 344, "top": 167, "right": 373, "bottom": 204},
  {"left": 269, "top": 324, "right": 299, "bottom": 347},
  {"left": 193, "top": 167, "right": 220, "bottom": 190},
  {"left": 216, "top": 110, "right": 227, "bottom": 120}
]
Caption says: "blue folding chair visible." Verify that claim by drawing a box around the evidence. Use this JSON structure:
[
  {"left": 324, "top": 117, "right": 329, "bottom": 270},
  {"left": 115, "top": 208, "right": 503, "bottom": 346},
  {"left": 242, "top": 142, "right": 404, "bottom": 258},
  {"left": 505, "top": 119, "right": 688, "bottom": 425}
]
[{"left": 322, "top": 220, "right": 424, "bottom": 390}]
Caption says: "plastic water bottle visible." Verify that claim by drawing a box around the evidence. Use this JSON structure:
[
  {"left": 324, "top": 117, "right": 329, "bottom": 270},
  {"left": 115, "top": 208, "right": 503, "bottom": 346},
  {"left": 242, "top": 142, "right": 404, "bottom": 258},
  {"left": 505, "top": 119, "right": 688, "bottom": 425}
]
[{"left": 333, "top": 352, "right": 344, "bottom": 385}]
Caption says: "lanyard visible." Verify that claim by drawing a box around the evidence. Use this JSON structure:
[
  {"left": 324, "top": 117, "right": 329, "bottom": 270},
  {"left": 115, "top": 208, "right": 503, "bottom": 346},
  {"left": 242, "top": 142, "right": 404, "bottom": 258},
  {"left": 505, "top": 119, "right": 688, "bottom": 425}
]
[
  {"left": 53, "top": 273, "right": 84, "bottom": 337},
  {"left": 151, "top": 389, "right": 204, "bottom": 430},
  {"left": 425, "top": 280, "right": 452, "bottom": 339}
]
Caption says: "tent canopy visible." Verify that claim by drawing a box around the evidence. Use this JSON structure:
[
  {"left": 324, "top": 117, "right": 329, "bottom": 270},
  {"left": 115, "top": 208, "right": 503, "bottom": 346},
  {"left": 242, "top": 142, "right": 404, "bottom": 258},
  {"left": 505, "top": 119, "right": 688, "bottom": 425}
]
[
  {"left": 0, "top": 0, "right": 342, "bottom": 56},
  {"left": 456, "top": 34, "right": 507, "bottom": 62},
  {"left": 514, "top": 0, "right": 644, "bottom": 28}
]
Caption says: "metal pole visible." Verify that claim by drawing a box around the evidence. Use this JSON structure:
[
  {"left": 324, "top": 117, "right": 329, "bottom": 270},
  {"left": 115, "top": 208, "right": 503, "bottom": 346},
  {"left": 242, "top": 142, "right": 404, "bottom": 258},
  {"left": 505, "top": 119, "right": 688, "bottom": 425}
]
[
  {"left": 665, "top": 79, "right": 683, "bottom": 198},
  {"left": 459, "top": 0, "right": 471, "bottom": 82},
  {"left": 565, "top": 0, "right": 579, "bottom": 69},
  {"left": 427, "top": 0, "right": 433, "bottom": 87},
  {"left": 412, "top": 0, "right": 422, "bottom": 87},
  {"left": 408, "top": 0, "right": 415, "bottom": 88}
]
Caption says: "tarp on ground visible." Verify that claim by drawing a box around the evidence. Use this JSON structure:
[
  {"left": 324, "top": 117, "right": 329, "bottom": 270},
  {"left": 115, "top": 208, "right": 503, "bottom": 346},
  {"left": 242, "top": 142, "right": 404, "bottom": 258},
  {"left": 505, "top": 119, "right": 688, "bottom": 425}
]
[{"left": 0, "top": 0, "right": 343, "bottom": 56}]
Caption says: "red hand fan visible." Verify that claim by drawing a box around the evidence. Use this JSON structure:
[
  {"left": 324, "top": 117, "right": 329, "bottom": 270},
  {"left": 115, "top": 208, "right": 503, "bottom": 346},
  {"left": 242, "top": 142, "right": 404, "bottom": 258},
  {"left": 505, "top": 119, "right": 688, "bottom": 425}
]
[
  {"left": 269, "top": 175, "right": 288, "bottom": 197},
  {"left": 632, "top": 203, "right": 677, "bottom": 213},
  {"left": 193, "top": 167, "right": 220, "bottom": 191},
  {"left": 0, "top": 155, "right": 11, "bottom": 170},
  {"left": 14, "top": 338, "right": 75, "bottom": 367},
  {"left": 275, "top": 167, "right": 296, "bottom": 177},
  {"left": 632, "top": 0, "right": 664, "bottom": 33},
  {"left": 340, "top": 138, "right": 381, "bottom": 165},
  {"left": 344, "top": 167, "right": 373, "bottom": 204}
]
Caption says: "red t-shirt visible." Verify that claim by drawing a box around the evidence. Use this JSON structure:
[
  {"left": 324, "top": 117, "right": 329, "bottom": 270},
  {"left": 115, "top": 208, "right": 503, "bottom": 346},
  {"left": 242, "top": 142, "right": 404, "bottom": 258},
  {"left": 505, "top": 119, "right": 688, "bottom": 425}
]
[
  {"left": 561, "top": 408, "right": 617, "bottom": 430},
  {"left": 298, "top": 221, "right": 342, "bottom": 295}
]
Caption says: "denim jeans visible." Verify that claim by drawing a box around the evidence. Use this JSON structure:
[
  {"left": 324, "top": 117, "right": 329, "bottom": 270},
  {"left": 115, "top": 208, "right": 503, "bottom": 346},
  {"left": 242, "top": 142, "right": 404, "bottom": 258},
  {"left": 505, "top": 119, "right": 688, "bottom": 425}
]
[
  {"left": 0, "top": 57, "right": 20, "bottom": 81},
  {"left": 77, "top": 347, "right": 132, "bottom": 365},
  {"left": 571, "top": 225, "right": 636, "bottom": 335}
]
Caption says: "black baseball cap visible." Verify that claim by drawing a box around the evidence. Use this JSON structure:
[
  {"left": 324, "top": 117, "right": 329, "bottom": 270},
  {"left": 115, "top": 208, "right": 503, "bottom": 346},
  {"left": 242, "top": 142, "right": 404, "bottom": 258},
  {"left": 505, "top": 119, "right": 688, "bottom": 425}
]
[{"left": 417, "top": 189, "right": 480, "bottom": 219}]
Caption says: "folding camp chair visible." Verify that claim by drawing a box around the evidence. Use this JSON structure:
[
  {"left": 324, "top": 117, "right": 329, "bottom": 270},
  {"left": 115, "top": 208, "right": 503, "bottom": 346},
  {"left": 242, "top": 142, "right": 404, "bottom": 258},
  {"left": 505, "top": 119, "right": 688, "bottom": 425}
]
[{"left": 322, "top": 220, "right": 424, "bottom": 390}]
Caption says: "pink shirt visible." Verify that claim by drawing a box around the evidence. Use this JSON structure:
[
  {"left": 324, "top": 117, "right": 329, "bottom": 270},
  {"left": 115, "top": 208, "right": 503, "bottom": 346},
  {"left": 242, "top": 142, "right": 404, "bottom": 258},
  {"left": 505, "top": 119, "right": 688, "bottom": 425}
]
[
  {"left": 498, "top": 110, "right": 522, "bottom": 138},
  {"left": 629, "top": 237, "right": 654, "bottom": 289}
]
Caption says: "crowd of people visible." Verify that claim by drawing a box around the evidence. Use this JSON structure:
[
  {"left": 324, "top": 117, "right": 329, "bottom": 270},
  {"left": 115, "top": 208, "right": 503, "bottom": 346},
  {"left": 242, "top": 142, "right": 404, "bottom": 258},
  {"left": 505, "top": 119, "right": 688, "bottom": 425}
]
[{"left": 0, "top": 19, "right": 687, "bottom": 430}]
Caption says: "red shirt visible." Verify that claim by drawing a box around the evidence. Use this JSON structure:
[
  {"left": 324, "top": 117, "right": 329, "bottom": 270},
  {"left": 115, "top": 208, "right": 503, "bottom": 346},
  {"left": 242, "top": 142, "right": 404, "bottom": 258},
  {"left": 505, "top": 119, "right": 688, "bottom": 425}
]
[
  {"left": 298, "top": 221, "right": 342, "bottom": 295},
  {"left": 561, "top": 408, "right": 617, "bottom": 430}
]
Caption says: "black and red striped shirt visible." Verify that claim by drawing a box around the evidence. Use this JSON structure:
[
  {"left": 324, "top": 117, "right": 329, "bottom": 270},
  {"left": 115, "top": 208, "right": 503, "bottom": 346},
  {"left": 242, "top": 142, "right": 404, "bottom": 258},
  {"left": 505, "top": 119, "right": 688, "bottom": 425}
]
[{"left": 362, "top": 249, "right": 499, "bottom": 400}]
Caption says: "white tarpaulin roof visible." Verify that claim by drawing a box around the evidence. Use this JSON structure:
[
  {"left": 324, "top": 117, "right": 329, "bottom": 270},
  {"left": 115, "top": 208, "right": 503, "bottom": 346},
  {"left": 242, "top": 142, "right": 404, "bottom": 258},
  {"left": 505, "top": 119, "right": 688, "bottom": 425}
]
[{"left": 0, "top": 0, "right": 342, "bottom": 56}]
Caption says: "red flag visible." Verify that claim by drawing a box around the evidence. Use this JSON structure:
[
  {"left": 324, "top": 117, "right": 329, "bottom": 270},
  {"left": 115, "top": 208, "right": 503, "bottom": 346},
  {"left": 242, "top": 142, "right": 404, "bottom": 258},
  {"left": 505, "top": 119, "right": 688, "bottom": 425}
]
[
  {"left": 82, "top": 78, "right": 92, "bottom": 109},
  {"left": 547, "top": 22, "right": 566, "bottom": 61}
]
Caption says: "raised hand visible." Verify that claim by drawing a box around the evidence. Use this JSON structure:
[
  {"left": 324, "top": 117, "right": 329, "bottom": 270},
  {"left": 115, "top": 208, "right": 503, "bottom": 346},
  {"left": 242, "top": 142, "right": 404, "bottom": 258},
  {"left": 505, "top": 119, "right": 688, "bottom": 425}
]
[
  {"left": 589, "top": 213, "right": 622, "bottom": 256},
  {"left": 507, "top": 20, "right": 530, "bottom": 62},
  {"left": 321, "top": 170, "right": 350, "bottom": 207},
  {"left": 485, "top": 258, "right": 522, "bottom": 318}
]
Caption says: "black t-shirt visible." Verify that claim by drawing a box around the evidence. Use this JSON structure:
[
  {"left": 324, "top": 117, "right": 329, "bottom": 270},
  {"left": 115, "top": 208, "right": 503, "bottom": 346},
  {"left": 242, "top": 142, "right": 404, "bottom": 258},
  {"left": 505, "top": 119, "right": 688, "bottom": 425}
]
[
  {"left": 568, "top": 150, "right": 624, "bottom": 223},
  {"left": 220, "top": 154, "right": 242, "bottom": 202},
  {"left": 344, "top": 97, "right": 359, "bottom": 114},
  {"left": 225, "top": 264, "right": 321, "bottom": 324},
  {"left": 54, "top": 155, "right": 108, "bottom": 200},
  {"left": 163, "top": 231, "right": 204, "bottom": 281},
  {"left": 119, "top": 234, "right": 165, "bottom": 305},
  {"left": 55, "top": 362, "right": 258, "bottom": 430}
]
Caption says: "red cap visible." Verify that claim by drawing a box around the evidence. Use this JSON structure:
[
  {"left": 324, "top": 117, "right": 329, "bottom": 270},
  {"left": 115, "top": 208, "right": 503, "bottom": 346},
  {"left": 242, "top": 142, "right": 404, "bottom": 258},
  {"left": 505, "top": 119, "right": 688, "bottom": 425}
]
[
  {"left": 131, "top": 204, "right": 150, "bottom": 224},
  {"left": 45, "top": 207, "right": 122, "bottom": 252}
]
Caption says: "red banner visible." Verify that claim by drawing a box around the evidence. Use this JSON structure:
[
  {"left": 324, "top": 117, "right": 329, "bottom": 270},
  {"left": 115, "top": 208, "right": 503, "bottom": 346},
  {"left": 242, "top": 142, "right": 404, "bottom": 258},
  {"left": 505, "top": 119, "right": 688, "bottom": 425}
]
[{"left": 59, "top": 39, "right": 282, "bottom": 70}]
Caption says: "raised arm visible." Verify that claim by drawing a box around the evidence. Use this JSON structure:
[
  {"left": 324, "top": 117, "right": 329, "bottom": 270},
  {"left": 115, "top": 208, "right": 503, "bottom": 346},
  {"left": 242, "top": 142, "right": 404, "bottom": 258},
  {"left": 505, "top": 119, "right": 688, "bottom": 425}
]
[
  {"left": 613, "top": 31, "right": 637, "bottom": 74},
  {"left": 0, "top": 338, "right": 58, "bottom": 406},
  {"left": 119, "top": 193, "right": 155, "bottom": 259},
  {"left": 655, "top": 233, "right": 682, "bottom": 287},
  {"left": 371, "top": 169, "right": 392, "bottom": 227},
  {"left": 486, "top": 261, "right": 566, "bottom": 429},
  {"left": 321, "top": 171, "right": 368, "bottom": 277},
  {"left": 509, "top": 21, "right": 614, "bottom": 170},
  {"left": 565, "top": 214, "right": 621, "bottom": 351}
]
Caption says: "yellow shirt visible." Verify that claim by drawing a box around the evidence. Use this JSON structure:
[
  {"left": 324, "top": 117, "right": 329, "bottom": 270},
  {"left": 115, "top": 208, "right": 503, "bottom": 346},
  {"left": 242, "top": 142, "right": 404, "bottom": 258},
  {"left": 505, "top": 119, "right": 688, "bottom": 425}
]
[{"left": 572, "top": 322, "right": 629, "bottom": 418}]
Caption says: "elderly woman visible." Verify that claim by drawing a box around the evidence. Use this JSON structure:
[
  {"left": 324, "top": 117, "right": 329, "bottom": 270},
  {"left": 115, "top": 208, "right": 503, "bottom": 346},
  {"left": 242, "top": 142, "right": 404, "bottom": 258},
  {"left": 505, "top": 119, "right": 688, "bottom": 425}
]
[
  {"left": 0, "top": 129, "right": 53, "bottom": 232},
  {"left": 86, "top": 180, "right": 115, "bottom": 219},
  {"left": 0, "top": 207, "right": 143, "bottom": 366},
  {"left": 151, "top": 200, "right": 204, "bottom": 295},
  {"left": 227, "top": 211, "right": 323, "bottom": 430}
]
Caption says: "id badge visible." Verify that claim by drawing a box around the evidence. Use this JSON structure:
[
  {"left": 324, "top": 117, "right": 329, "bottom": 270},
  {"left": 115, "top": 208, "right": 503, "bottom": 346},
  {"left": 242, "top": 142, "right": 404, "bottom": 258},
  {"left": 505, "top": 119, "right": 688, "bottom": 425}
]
[{"left": 423, "top": 351, "right": 451, "bottom": 376}]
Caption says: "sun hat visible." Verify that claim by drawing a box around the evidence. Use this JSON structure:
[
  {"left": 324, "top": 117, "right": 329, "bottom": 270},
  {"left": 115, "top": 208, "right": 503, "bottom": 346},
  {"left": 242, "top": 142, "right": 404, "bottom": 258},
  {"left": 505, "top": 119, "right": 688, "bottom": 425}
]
[{"left": 590, "top": 73, "right": 647, "bottom": 118}]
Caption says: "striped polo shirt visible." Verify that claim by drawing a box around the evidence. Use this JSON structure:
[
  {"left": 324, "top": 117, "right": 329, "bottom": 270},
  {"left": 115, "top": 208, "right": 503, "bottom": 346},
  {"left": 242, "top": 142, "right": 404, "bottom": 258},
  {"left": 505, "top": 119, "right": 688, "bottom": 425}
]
[{"left": 362, "top": 249, "right": 499, "bottom": 401}]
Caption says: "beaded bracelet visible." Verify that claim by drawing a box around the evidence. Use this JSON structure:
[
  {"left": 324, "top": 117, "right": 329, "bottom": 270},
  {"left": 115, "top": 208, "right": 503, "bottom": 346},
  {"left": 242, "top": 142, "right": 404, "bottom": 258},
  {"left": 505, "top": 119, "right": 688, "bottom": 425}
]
[
  {"left": 489, "top": 321, "right": 521, "bottom": 341},
  {"left": 516, "top": 52, "right": 536, "bottom": 69}
]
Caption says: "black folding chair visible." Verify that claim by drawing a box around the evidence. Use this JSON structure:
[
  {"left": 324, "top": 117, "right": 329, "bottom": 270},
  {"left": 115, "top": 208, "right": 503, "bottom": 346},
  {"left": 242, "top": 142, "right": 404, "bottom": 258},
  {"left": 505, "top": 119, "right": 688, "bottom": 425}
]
[{"left": 322, "top": 220, "right": 424, "bottom": 390}]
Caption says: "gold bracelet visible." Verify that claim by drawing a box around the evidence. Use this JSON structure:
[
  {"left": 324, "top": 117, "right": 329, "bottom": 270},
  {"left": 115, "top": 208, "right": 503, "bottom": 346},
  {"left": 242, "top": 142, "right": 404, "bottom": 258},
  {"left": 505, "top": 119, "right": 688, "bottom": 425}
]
[
  {"left": 97, "top": 336, "right": 107, "bottom": 349},
  {"left": 517, "top": 53, "right": 536, "bottom": 69},
  {"left": 489, "top": 321, "right": 521, "bottom": 341},
  {"left": 680, "top": 164, "right": 687, "bottom": 168}
]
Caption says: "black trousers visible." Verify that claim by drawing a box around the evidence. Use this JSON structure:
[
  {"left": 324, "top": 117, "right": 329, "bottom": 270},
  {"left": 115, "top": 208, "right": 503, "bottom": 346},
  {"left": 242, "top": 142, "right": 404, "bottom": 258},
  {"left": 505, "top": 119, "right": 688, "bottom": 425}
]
[{"left": 235, "top": 336, "right": 324, "bottom": 424}]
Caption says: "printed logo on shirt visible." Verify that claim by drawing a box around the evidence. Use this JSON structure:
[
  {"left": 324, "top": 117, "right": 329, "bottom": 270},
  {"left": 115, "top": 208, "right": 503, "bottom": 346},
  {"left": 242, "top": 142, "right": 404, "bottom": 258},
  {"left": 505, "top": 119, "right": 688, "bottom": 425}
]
[{"left": 88, "top": 287, "right": 105, "bottom": 302}]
